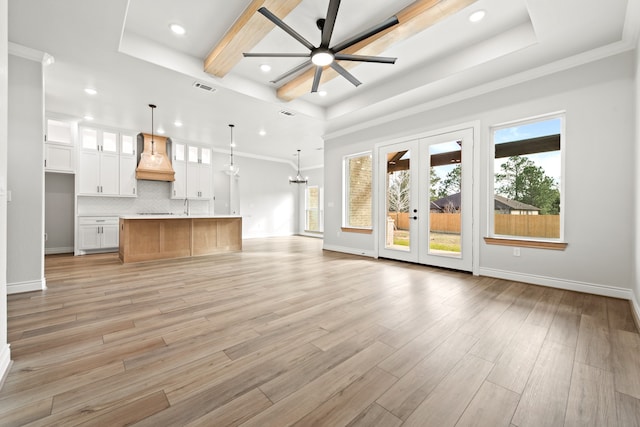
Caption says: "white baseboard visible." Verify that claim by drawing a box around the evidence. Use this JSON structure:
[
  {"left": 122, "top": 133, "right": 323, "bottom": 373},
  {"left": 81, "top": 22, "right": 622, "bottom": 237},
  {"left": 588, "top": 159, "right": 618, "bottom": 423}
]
[
  {"left": 322, "top": 244, "right": 376, "bottom": 258},
  {"left": 0, "top": 344, "right": 11, "bottom": 391},
  {"left": 630, "top": 291, "right": 640, "bottom": 332},
  {"left": 45, "top": 246, "right": 73, "bottom": 255},
  {"left": 7, "top": 277, "right": 47, "bottom": 294},
  {"left": 478, "top": 267, "right": 633, "bottom": 300}
]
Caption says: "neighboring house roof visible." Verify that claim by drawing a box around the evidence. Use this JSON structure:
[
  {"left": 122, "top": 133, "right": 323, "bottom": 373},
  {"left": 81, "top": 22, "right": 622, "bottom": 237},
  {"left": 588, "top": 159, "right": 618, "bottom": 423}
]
[
  {"left": 494, "top": 195, "right": 540, "bottom": 212},
  {"left": 430, "top": 193, "right": 540, "bottom": 212},
  {"left": 431, "top": 193, "right": 461, "bottom": 211}
]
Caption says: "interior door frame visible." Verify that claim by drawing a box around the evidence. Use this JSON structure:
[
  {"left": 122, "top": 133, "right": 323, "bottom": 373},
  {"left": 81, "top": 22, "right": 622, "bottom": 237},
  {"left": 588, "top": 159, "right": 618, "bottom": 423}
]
[{"left": 373, "top": 121, "right": 480, "bottom": 275}]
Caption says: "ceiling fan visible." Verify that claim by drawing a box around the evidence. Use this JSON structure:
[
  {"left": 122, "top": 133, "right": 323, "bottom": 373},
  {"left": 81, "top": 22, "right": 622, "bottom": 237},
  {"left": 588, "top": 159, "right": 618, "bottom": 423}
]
[{"left": 243, "top": 0, "right": 399, "bottom": 93}]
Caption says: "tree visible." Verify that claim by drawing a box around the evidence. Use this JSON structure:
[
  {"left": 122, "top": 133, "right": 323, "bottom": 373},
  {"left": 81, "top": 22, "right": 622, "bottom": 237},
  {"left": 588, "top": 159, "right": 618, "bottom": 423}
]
[
  {"left": 495, "top": 156, "right": 560, "bottom": 214},
  {"left": 436, "top": 165, "right": 461, "bottom": 199},
  {"left": 387, "top": 170, "right": 410, "bottom": 213},
  {"left": 430, "top": 168, "right": 441, "bottom": 201}
]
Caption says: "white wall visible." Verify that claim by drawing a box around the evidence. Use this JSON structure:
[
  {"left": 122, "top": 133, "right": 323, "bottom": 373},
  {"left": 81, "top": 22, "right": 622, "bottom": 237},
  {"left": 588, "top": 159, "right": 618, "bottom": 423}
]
[
  {"left": 45, "top": 172, "right": 74, "bottom": 254},
  {"left": 324, "top": 140, "right": 377, "bottom": 257},
  {"left": 233, "top": 155, "right": 298, "bottom": 238},
  {"left": 0, "top": 0, "right": 11, "bottom": 385},
  {"left": 325, "top": 51, "right": 636, "bottom": 298},
  {"left": 7, "top": 54, "right": 45, "bottom": 294}
]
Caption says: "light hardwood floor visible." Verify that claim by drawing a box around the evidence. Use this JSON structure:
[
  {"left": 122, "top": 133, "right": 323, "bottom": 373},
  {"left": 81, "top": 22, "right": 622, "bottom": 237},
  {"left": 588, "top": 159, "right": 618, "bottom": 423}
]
[{"left": 1, "top": 236, "right": 640, "bottom": 426}]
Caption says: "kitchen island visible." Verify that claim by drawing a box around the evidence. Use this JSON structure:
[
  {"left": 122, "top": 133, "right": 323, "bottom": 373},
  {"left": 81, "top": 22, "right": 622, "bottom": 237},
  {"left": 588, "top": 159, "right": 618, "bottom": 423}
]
[{"left": 118, "top": 215, "right": 242, "bottom": 263}]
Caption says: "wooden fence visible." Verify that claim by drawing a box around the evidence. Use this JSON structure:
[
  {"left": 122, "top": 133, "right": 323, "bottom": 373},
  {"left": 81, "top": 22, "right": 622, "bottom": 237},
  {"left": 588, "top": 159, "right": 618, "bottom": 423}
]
[
  {"left": 388, "top": 212, "right": 560, "bottom": 238},
  {"left": 494, "top": 214, "right": 560, "bottom": 238}
]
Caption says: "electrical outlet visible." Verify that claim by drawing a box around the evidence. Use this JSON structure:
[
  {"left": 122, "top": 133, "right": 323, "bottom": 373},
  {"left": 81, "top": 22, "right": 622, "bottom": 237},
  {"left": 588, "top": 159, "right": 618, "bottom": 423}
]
[{"left": 513, "top": 247, "right": 520, "bottom": 257}]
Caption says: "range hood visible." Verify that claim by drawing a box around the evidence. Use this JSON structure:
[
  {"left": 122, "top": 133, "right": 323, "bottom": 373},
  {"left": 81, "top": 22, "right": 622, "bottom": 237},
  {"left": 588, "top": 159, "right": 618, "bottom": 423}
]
[{"left": 135, "top": 133, "right": 175, "bottom": 182}]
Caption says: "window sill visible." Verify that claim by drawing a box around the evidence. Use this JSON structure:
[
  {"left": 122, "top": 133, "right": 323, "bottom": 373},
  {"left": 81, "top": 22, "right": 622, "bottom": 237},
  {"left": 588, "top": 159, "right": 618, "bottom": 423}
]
[
  {"left": 341, "top": 227, "right": 373, "bottom": 235},
  {"left": 484, "top": 237, "right": 568, "bottom": 251}
]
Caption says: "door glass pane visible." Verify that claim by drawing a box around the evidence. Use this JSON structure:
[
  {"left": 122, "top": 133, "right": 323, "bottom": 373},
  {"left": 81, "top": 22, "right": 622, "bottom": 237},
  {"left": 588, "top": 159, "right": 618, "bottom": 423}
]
[
  {"left": 385, "top": 150, "right": 410, "bottom": 251},
  {"left": 121, "top": 135, "right": 134, "bottom": 155},
  {"left": 103, "top": 132, "right": 117, "bottom": 152},
  {"left": 81, "top": 128, "right": 98, "bottom": 150},
  {"left": 429, "top": 140, "right": 462, "bottom": 257}
]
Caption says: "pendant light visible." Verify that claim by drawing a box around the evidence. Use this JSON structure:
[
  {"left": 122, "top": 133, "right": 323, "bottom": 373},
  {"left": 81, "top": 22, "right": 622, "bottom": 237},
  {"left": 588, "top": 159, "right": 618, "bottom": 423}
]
[
  {"left": 289, "top": 149, "right": 308, "bottom": 184},
  {"left": 223, "top": 124, "right": 239, "bottom": 176}
]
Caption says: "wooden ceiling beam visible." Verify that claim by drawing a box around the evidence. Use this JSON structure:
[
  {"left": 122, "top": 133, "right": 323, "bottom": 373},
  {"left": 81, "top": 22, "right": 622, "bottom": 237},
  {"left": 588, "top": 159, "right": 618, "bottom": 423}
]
[
  {"left": 276, "top": 0, "right": 479, "bottom": 101},
  {"left": 204, "top": 0, "right": 303, "bottom": 77}
]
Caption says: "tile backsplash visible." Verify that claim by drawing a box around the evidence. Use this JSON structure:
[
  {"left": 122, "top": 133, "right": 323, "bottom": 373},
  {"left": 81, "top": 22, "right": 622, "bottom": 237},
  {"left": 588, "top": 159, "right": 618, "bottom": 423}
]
[{"left": 77, "top": 180, "right": 211, "bottom": 216}]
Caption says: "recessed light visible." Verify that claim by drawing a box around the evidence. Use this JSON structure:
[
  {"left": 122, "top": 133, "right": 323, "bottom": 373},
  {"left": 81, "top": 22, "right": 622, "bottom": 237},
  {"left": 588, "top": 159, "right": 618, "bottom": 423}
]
[
  {"left": 174, "top": 121, "right": 183, "bottom": 127},
  {"left": 318, "top": 90, "right": 327, "bottom": 97},
  {"left": 469, "top": 10, "right": 486, "bottom": 23},
  {"left": 156, "top": 128, "right": 165, "bottom": 135},
  {"left": 84, "top": 88, "right": 97, "bottom": 95},
  {"left": 259, "top": 130, "right": 266, "bottom": 136},
  {"left": 169, "top": 24, "right": 186, "bottom": 35},
  {"left": 260, "top": 64, "right": 271, "bottom": 72},
  {"left": 83, "top": 115, "right": 94, "bottom": 121}
]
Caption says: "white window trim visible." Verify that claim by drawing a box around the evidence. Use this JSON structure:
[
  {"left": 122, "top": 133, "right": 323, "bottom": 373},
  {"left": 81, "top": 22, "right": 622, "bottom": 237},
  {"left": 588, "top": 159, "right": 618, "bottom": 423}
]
[
  {"left": 342, "top": 151, "right": 373, "bottom": 230},
  {"left": 488, "top": 111, "right": 566, "bottom": 244},
  {"left": 305, "top": 185, "right": 324, "bottom": 233}
]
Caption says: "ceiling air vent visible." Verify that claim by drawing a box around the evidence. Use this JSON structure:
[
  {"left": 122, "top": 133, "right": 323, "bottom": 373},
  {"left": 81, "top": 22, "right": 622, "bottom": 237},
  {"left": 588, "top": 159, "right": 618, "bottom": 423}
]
[
  {"left": 279, "top": 110, "right": 295, "bottom": 117},
  {"left": 192, "top": 81, "right": 216, "bottom": 93}
]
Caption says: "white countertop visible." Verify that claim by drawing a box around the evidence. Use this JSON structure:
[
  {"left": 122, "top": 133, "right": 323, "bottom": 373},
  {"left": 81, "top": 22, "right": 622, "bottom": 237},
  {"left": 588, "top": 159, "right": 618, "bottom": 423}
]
[{"left": 119, "top": 214, "right": 242, "bottom": 220}]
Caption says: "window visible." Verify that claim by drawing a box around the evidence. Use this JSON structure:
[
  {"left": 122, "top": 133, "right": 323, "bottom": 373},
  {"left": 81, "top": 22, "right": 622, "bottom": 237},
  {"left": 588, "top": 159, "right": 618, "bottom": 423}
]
[
  {"left": 490, "top": 113, "right": 564, "bottom": 244},
  {"left": 305, "top": 186, "right": 323, "bottom": 232},
  {"left": 344, "top": 152, "right": 373, "bottom": 229}
]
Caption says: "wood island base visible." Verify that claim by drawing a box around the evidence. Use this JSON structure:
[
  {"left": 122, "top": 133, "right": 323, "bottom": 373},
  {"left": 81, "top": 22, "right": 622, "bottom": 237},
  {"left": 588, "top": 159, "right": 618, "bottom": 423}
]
[{"left": 118, "top": 216, "right": 242, "bottom": 263}]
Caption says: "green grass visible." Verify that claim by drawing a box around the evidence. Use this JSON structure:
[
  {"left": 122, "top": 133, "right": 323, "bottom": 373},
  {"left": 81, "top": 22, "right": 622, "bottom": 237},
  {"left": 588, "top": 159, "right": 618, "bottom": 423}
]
[
  {"left": 429, "top": 242, "right": 461, "bottom": 252},
  {"left": 391, "top": 230, "right": 460, "bottom": 252}
]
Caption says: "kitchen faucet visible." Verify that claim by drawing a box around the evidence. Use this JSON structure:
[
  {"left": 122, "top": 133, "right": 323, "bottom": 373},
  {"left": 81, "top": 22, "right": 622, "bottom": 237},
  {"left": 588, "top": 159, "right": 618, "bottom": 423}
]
[{"left": 183, "top": 198, "right": 190, "bottom": 216}]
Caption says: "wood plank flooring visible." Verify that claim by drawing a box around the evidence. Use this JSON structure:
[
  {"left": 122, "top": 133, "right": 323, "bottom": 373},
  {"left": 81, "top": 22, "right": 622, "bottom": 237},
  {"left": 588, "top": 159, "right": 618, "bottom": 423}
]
[{"left": 1, "top": 236, "right": 639, "bottom": 426}]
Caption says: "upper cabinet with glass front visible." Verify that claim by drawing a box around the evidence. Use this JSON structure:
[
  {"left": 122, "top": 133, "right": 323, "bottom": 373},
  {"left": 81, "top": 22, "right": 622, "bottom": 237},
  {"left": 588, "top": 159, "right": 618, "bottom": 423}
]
[
  {"left": 45, "top": 118, "right": 76, "bottom": 173},
  {"left": 77, "top": 127, "right": 120, "bottom": 196}
]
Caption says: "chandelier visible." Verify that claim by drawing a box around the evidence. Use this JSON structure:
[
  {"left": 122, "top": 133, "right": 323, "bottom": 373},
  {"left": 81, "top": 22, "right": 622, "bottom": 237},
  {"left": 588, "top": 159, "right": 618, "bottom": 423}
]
[{"left": 289, "top": 149, "right": 308, "bottom": 184}]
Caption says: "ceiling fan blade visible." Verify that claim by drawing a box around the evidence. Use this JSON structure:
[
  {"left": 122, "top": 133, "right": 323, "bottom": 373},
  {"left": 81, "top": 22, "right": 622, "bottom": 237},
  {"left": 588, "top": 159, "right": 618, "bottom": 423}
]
[
  {"left": 270, "top": 59, "right": 313, "bottom": 84},
  {"left": 311, "top": 66, "right": 324, "bottom": 92},
  {"left": 321, "top": 0, "right": 341, "bottom": 48},
  {"left": 332, "top": 15, "right": 399, "bottom": 53},
  {"left": 258, "top": 7, "right": 316, "bottom": 51},
  {"left": 334, "top": 53, "right": 396, "bottom": 64},
  {"left": 243, "top": 53, "right": 311, "bottom": 58},
  {"left": 330, "top": 61, "right": 361, "bottom": 87}
]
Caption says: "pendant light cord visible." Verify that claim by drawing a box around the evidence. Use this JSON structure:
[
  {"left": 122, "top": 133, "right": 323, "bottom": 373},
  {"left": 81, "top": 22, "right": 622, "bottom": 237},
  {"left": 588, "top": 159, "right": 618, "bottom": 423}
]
[{"left": 149, "top": 104, "right": 156, "bottom": 155}]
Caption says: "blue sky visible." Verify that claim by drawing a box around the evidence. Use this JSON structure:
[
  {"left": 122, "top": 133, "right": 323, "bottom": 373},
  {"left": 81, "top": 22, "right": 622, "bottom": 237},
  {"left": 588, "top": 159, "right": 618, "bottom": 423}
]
[{"left": 494, "top": 117, "right": 562, "bottom": 185}]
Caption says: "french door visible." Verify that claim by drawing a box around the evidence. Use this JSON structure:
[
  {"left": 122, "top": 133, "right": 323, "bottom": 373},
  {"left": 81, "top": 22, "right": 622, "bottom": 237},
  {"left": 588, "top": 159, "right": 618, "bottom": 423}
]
[{"left": 377, "top": 128, "right": 473, "bottom": 271}]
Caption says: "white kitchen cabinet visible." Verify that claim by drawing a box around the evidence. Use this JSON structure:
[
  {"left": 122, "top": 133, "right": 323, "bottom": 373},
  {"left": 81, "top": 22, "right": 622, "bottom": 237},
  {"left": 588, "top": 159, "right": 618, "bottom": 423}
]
[
  {"left": 119, "top": 134, "right": 137, "bottom": 197},
  {"left": 78, "top": 217, "right": 119, "bottom": 252},
  {"left": 186, "top": 146, "right": 212, "bottom": 199},
  {"left": 171, "top": 142, "right": 187, "bottom": 199},
  {"left": 78, "top": 127, "right": 120, "bottom": 196},
  {"left": 45, "top": 118, "right": 75, "bottom": 173},
  {"left": 45, "top": 143, "right": 74, "bottom": 173}
]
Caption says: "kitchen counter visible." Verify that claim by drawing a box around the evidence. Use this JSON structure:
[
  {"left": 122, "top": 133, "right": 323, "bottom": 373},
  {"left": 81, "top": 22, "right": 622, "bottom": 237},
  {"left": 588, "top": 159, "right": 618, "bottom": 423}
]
[
  {"left": 119, "top": 214, "right": 241, "bottom": 220},
  {"left": 118, "top": 215, "right": 242, "bottom": 263}
]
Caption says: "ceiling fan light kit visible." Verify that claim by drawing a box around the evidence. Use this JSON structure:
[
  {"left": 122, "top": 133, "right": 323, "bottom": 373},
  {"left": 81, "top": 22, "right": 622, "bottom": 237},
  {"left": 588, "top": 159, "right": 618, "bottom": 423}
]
[{"left": 243, "top": 0, "right": 399, "bottom": 93}]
